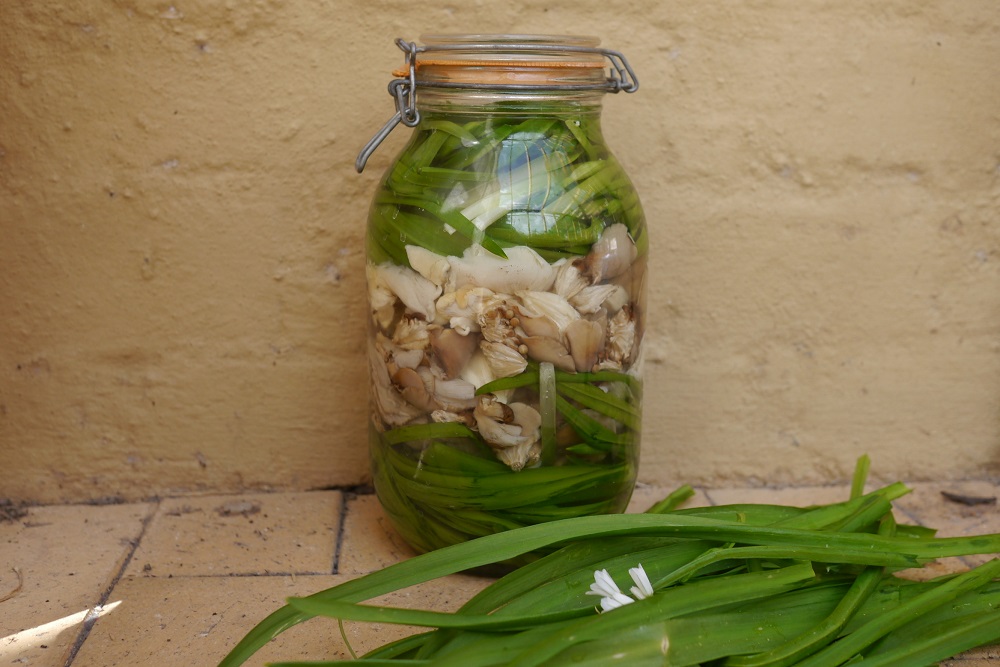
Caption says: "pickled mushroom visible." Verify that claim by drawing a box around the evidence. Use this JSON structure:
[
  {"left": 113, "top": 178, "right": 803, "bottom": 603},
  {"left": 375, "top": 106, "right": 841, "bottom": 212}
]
[
  {"left": 416, "top": 366, "right": 478, "bottom": 413},
  {"left": 369, "top": 341, "right": 423, "bottom": 427},
  {"left": 565, "top": 319, "right": 606, "bottom": 373},
  {"left": 393, "top": 367, "right": 440, "bottom": 413},
  {"left": 553, "top": 260, "right": 589, "bottom": 301},
  {"left": 473, "top": 396, "right": 542, "bottom": 471},
  {"left": 570, "top": 284, "right": 624, "bottom": 315},
  {"left": 521, "top": 335, "right": 575, "bottom": 373},
  {"left": 516, "top": 290, "right": 580, "bottom": 334},
  {"left": 370, "top": 261, "right": 441, "bottom": 321},
  {"left": 478, "top": 296, "right": 521, "bottom": 347},
  {"left": 607, "top": 306, "right": 637, "bottom": 366},
  {"left": 367, "top": 265, "right": 398, "bottom": 331},
  {"left": 480, "top": 340, "right": 528, "bottom": 379},
  {"left": 431, "top": 328, "right": 479, "bottom": 378},
  {"left": 436, "top": 286, "right": 496, "bottom": 335},
  {"left": 405, "top": 244, "right": 451, "bottom": 287},
  {"left": 446, "top": 244, "right": 556, "bottom": 294},
  {"left": 391, "top": 317, "right": 432, "bottom": 351},
  {"left": 579, "top": 223, "right": 637, "bottom": 284},
  {"left": 516, "top": 312, "right": 561, "bottom": 340}
]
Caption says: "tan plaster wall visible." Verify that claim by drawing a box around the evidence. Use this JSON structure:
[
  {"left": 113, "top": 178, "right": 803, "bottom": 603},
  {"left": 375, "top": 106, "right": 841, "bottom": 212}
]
[{"left": 1, "top": 1, "right": 998, "bottom": 503}]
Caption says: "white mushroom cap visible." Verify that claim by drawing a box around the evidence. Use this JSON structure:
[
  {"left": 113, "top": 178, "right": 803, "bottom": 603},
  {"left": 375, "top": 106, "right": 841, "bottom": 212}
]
[
  {"left": 446, "top": 244, "right": 557, "bottom": 294},
  {"left": 406, "top": 245, "right": 451, "bottom": 287},
  {"left": 473, "top": 396, "right": 542, "bottom": 471},
  {"left": 370, "top": 262, "right": 442, "bottom": 321},
  {"left": 516, "top": 290, "right": 580, "bottom": 334},
  {"left": 583, "top": 223, "right": 637, "bottom": 284}
]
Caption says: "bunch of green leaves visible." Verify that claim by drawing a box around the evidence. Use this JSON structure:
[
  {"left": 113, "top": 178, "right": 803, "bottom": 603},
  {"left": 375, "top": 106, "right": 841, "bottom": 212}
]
[
  {"left": 366, "top": 109, "right": 646, "bottom": 267},
  {"left": 218, "top": 457, "right": 1000, "bottom": 666},
  {"left": 370, "top": 365, "right": 640, "bottom": 555}
]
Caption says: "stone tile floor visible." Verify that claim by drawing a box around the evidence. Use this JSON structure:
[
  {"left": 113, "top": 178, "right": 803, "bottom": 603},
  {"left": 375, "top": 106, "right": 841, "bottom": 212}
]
[{"left": 1, "top": 480, "right": 997, "bottom": 666}]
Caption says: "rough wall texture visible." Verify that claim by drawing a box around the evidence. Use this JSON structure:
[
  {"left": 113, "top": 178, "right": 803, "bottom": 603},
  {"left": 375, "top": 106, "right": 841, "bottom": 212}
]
[{"left": 1, "top": 1, "right": 998, "bottom": 503}]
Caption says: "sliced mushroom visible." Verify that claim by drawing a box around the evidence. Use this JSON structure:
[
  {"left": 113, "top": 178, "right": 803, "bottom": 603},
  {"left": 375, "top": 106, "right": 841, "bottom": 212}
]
[
  {"left": 367, "top": 264, "right": 398, "bottom": 331},
  {"left": 370, "top": 262, "right": 441, "bottom": 321},
  {"left": 565, "top": 319, "right": 606, "bottom": 373},
  {"left": 570, "top": 284, "right": 625, "bottom": 315},
  {"left": 521, "top": 335, "right": 575, "bottom": 372},
  {"left": 516, "top": 290, "right": 580, "bottom": 334},
  {"left": 473, "top": 396, "right": 542, "bottom": 471},
  {"left": 607, "top": 306, "right": 636, "bottom": 365},
  {"left": 392, "top": 317, "right": 431, "bottom": 351},
  {"left": 509, "top": 401, "right": 542, "bottom": 433},
  {"left": 393, "top": 367, "right": 440, "bottom": 413},
  {"left": 460, "top": 351, "right": 514, "bottom": 404},
  {"left": 393, "top": 348, "right": 424, "bottom": 372},
  {"left": 580, "top": 223, "right": 637, "bottom": 284},
  {"left": 418, "top": 367, "right": 478, "bottom": 412},
  {"left": 405, "top": 245, "right": 451, "bottom": 287},
  {"left": 369, "top": 341, "right": 423, "bottom": 427},
  {"left": 554, "top": 260, "right": 589, "bottom": 300},
  {"left": 496, "top": 442, "right": 541, "bottom": 471},
  {"left": 375, "top": 332, "right": 422, "bottom": 376},
  {"left": 480, "top": 340, "right": 528, "bottom": 378},
  {"left": 431, "top": 328, "right": 479, "bottom": 378},
  {"left": 517, "top": 313, "right": 561, "bottom": 340},
  {"left": 446, "top": 244, "right": 557, "bottom": 294},
  {"left": 498, "top": 403, "right": 542, "bottom": 471},
  {"left": 478, "top": 296, "right": 520, "bottom": 347},
  {"left": 476, "top": 393, "right": 513, "bottom": 422},
  {"left": 436, "top": 286, "right": 496, "bottom": 335}
]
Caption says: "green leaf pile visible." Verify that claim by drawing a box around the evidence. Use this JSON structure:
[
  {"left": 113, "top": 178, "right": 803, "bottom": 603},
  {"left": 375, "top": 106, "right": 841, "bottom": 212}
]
[{"left": 218, "top": 457, "right": 1000, "bottom": 666}]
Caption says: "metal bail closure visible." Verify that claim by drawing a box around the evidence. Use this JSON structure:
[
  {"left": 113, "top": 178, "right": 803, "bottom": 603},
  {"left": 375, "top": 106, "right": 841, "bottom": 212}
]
[
  {"left": 355, "top": 39, "right": 421, "bottom": 173},
  {"left": 355, "top": 37, "right": 640, "bottom": 173}
]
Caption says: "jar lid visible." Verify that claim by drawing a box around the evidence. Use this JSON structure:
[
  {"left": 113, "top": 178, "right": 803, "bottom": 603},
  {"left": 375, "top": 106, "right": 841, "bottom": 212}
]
[{"left": 394, "top": 34, "right": 609, "bottom": 88}]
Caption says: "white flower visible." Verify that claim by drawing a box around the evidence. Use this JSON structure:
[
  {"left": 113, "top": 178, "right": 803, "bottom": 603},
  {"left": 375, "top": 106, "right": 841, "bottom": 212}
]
[
  {"left": 586, "top": 565, "right": 654, "bottom": 613},
  {"left": 629, "top": 564, "right": 654, "bottom": 600},
  {"left": 586, "top": 569, "right": 636, "bottom": 612}
]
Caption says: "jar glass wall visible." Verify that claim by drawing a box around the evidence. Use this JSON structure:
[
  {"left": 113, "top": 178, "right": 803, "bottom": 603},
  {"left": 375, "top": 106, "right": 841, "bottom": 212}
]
[{"left": 363, "top": 36, "right": 646, "bottom": 559}]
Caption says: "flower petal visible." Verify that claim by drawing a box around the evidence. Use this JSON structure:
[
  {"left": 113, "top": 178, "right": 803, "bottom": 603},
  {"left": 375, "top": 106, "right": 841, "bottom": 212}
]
[
  {"left": 588, "top": 569, "right": 620, "bottom": 598},
  {"left": 629, "top": 564, "right": 654, "bottom": 600},
  {"left": 587, "top": 566, "right": 643, "bottom": 613}
]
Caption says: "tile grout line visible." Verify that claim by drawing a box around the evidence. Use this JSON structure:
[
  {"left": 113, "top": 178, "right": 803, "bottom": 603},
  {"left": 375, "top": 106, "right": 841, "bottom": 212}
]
[
  {"left": 331, "top": 491, "right": 352, "bottom": 575},
  {"left": 62, "top": 500, "right": 161, "bottom": 667}
]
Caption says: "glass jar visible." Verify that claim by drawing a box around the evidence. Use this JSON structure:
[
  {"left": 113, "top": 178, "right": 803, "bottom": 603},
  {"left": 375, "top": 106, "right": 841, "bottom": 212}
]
[{"left": 359, "top": 35, "right": 646, "bottom": 559}]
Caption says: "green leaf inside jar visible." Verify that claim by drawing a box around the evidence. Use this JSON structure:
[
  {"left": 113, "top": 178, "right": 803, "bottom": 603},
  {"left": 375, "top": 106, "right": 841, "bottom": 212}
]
[{"left": 366, "top": 107, "right": 647, "bottom": 554}]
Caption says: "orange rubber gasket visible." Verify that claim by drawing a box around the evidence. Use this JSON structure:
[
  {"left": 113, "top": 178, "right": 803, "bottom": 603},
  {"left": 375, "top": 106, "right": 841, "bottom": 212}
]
[{"left": 392, "top": 60, "right": 605, "bottom": 77}]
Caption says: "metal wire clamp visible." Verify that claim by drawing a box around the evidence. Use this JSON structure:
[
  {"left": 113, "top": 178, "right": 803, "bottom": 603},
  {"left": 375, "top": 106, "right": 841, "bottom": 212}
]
[{"left": 356, "top": 37, "right": 639, "bottom": 173}]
